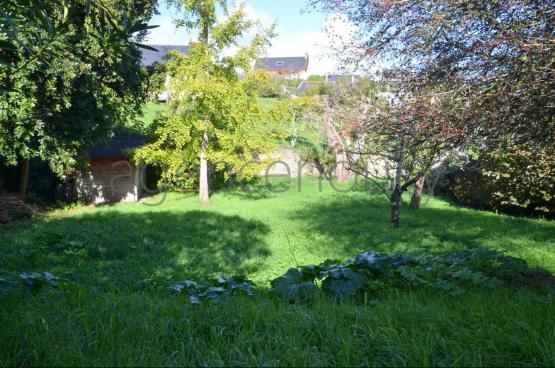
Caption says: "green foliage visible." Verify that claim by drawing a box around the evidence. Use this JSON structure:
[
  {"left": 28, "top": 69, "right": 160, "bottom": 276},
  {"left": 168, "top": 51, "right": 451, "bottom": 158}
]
[
  {"left": 444, "top": 150, "right": 555, "bottom": 218},
  {"left": 19, "top": 271, "right": 60, "bottom": 292},
  {"left": 307, "top": 74, "right": 325, "bottom": 82},
  {"left": 271, "top": 249, "right": 543, "bottom": 301},
  {"left": 170, "top": 276, "right": 256, "bottom": 304},
  {"left": 295, "top": 137, "right": 334, "bottom": 174},
  {"left": 257, "top": 75, "right": 300, "bottom": 98},
  {"left": 304, "top": 83, "right": 332, "bottom": 96},
  {"left": 319, "top": 261, "right": 369, "bottom": 299},
  {"left": 135, "top": 1, "right": 284, "bottom": 191},
  {"left": 0, "top": 271, "right": 61, "bottom": 295},
  {"left": 0, "top": 0, "right": 156, "bottom": 175},
  {"left": 269, "top": 266, "right": 319, "bottom": 301},
  {"left": 272, "top": 96, "right": 318, "bottom": 147}
]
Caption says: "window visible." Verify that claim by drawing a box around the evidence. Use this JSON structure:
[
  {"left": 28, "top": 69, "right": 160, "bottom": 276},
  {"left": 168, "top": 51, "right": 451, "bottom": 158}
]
[{"left": 275, "top": 61, "right": 284, "bottom": 67}]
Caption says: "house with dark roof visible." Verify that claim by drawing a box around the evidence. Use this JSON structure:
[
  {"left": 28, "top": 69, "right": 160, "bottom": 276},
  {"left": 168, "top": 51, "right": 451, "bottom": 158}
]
[
  {"left": 141, "top": 45, "right": 189, "bottom": 102},
  {"left": 141, "top": 45, "right": 189, "bottom": 67},
  {"left": 255, "top": 54, "right": 309, "bottom": 80},
  {"left": 74, "top": 136, "right": 147, "bottom": 204}
]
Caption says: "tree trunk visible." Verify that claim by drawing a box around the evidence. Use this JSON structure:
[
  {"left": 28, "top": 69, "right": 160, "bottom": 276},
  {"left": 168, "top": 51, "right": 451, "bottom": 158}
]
[
  {"left": 408, "top": 176, "right": 425, "bottom": 210},
  {"left": 19, "top": 159, "right": 30, "bottom": 200},
  {"left": 335, "top": 152, "right": 350, "bottom": 183},
  {"left": 199, "top": 131, "right": 209, "bottom": 204},
  {"left": 391, "top": 185, "right": 401, "bottom": 228},
  {"left": 322, "top": 95, "right": 350, "bottom": 183},
  {"left": 290, "top": 111, "right": 297, "bottom": 148},
  {"left": 391, "top": 141, "right": 404, "bottom": 228},
  {"left": 197, "top": 20, "right": 211, "bottom": 204}
]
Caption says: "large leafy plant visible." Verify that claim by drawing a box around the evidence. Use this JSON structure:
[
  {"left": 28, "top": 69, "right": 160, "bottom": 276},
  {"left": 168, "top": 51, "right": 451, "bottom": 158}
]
[
  {"left": 270, "top": 249, "right": 543, "bottom": 301},
  {"left": 170, "top": 276, "right": 256, "bottom": 304},
  {"left": 0, "top": 271, "right": 62, "bottom": 296}
]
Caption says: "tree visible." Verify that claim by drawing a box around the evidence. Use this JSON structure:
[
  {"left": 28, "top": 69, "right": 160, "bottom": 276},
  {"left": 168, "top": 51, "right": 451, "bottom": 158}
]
[
  {"left": 273, "top": 96, "right": 317, "bottom": 149},
  {"left": 324, "top": 74, "right": 465, "bottom": 227},
  {"left": 312, "top": 0, "right": 555, "bottom": 213},
  {"left": 0, "top": 0, "right": 157, "bottom": 198},
  {"left": 135, "top": 0, "right": 281, "bottom": 203},
  {"left": 322, "top": 94, "right": 351, "bottom": 183}
]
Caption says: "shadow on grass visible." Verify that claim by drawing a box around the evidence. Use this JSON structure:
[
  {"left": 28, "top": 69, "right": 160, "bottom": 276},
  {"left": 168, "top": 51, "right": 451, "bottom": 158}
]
[
  {"left": 291, "top": 195, "right": 555, "bottom": 268},
  {"left": 7, "top": 211, "right": 271, "bottom": 290}
]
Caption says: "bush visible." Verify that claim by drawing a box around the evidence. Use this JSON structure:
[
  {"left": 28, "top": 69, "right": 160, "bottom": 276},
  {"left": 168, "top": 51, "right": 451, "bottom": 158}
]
[
  {"left": 163, "top": 249, "right": 555, "bottom": 305},
  {"left": 304, "top": 83, "right": 332, "bottom": 96},
  {"left": 439, "top": 157, "right": 555, "bottom": 218},
  {"left": 270, "top": 249, "right": 553, "bottom": 302},
  {"left": 258, "top": 77, "right": 300, "bottom": 98}
]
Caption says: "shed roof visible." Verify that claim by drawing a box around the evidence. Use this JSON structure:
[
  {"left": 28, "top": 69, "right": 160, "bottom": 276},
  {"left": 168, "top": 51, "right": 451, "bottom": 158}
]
[
  {"left": 89, "top": 135, "right": 147, "bottom": 158},
  {"left": 255, "top": 55, "right": 309, "bottom": 72},
  {"left": 141, "top": 45, "right": 189, "bottom": 67}
]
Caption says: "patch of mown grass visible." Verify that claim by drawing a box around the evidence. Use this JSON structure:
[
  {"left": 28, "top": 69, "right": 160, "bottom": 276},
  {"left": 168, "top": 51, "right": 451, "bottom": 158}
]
[
  {"left": 1, "top": 177, "right": 554, "bottom": 365},
  {"left": 140, "top": 101, "right": 171, "bottom": 127},
  {"left": 258, "top": 97, "right": 279, "bottom": 109}
]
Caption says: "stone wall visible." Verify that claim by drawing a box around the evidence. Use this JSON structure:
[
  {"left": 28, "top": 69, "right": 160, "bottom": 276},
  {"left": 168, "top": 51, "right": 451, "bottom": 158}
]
[{"left": 259, "top": 147, "right": 322, "bottom": 178}]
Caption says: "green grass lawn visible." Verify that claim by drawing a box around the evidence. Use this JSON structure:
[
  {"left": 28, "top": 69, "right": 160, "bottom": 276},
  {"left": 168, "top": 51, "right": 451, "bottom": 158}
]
[
  {"left": 258, "top": 97, "right": 279, "bottom": 109},
  {"left": 139, "top": 101, "right": 171, "bottom": 127},
  {"left": 1, "top": 177, "right": 555, "bottom": 366}
]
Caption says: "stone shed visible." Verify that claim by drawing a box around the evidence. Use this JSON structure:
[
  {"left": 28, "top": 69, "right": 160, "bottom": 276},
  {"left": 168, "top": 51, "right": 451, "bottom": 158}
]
[{"left": 74, "top": 136, "right": 146, "bottom": 204}]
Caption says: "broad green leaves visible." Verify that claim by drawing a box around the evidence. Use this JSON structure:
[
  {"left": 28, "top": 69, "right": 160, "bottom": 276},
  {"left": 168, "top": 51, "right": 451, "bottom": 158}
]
[
  {"left": 270, "top": 267, "right": 319, "bottom": 302},
  {"left": 0, "top": 0, "right": 155, "bottom": 176},
  {"left": 270, "top": 249, "right": 544, "bottom": 302},
  {"left": 171, "top": 276, "right": 256, "bottom": 304},
  {"left": 0, "top": 271, "right": 61, "bottom": 296},
  {"left": 320, "top": 264, "right": 368, "bottom": 300}
]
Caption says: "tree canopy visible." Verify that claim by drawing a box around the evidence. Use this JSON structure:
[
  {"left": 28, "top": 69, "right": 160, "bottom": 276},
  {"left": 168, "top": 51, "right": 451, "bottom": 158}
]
[
  {"left": 0, "top": 0, "right": 157, "bottom": 176},
  {"left": 135, "top": 0, "right": 283, "bottom": 203},
  {"left": 313, "top": 0, "right": 555, "bottom": 214}
]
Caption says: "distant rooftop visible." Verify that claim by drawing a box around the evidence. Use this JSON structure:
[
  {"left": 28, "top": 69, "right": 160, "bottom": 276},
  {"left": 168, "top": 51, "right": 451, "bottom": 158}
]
[
  {"left": 255, "top": 55, "right": 309, "bottom": 72},
  {"left": 141, "top": 45, "right": 189, "bottom": 67},
  {"left": 90, "top": 135, "right": 147, "bottom": 158}
]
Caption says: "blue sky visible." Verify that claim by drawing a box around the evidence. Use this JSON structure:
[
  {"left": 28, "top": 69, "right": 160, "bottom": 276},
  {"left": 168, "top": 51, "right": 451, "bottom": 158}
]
[{"left": 145, "top": 0, "right": 354, "bottom": 74}]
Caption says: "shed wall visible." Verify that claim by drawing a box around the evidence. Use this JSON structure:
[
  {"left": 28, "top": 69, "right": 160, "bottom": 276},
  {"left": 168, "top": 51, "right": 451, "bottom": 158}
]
[{"left": 76, "top": 157, "right": 143, "bottom": 204}]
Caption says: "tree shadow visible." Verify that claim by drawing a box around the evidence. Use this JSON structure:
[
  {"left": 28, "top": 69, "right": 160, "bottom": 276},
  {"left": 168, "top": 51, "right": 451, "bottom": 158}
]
[
  {"left": 8, "top": 210, "right": 271, "bottom": 290},
  {"left": 290, "top": 195, "right": 555, "bottom": 269}
]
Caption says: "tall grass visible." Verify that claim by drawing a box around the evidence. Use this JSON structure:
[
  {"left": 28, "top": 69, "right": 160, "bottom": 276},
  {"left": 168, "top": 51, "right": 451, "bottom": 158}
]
[
  {"left": 1, "top": 177, "right": 554, "bottom": 366},
  {"left": 2, "top": 288, "right": 554, "bottom": 366}
]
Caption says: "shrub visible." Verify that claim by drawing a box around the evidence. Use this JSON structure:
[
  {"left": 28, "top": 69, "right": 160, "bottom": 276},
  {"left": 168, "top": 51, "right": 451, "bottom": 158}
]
[
  {"left": 168, "top": 249, "right": 553, "bottom": 305},
  {"left": 170, "top": 276, "right": 256, "bottom": 304},
  {"left": 270, "top": 249, "right": 552, "bottom": 302},
  {"left": 258, "top": 77, "right": 300, "bottom": 98},
  {"left": 440, "top": 157, "right": 555, "bottom": 218}
]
